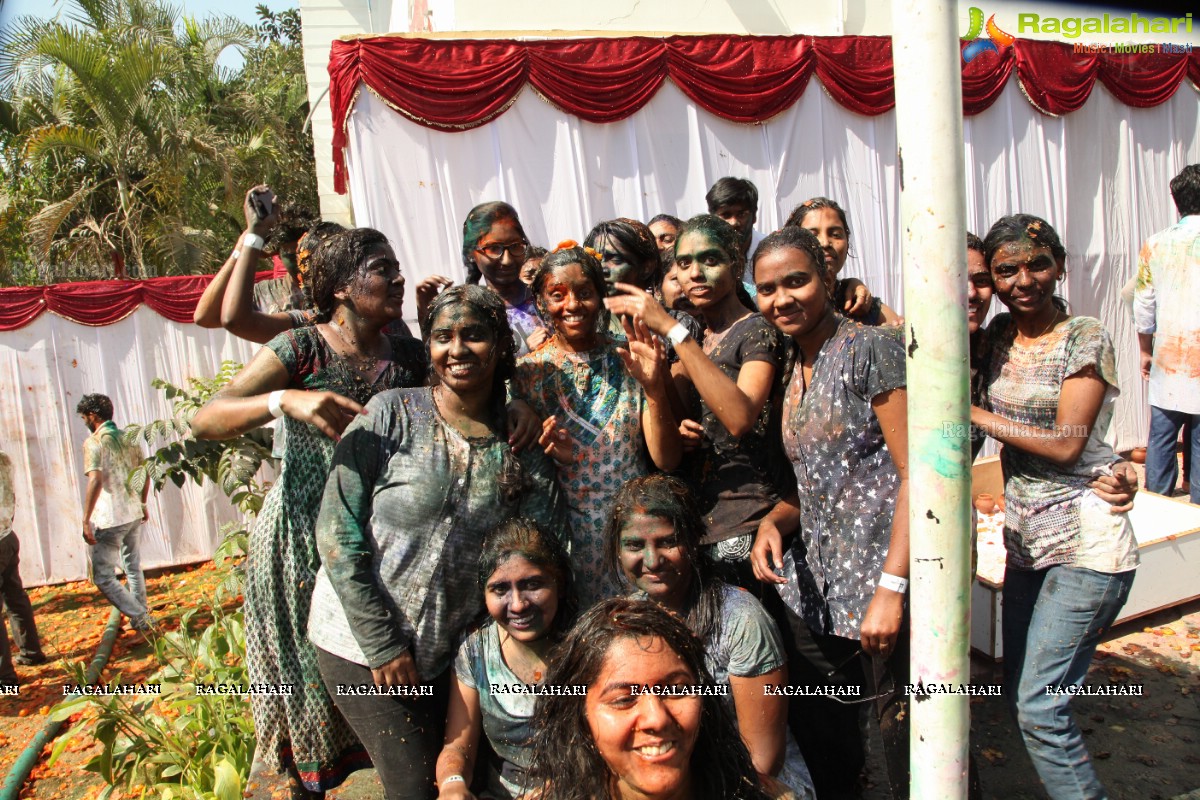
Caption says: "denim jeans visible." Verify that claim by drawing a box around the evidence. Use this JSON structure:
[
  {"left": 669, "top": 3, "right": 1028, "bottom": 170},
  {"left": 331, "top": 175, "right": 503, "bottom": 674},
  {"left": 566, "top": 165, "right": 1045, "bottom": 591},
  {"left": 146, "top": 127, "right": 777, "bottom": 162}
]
[
  {"left": 1003, "top": 565, "right": 1135, "bottom": 800},
  {"left": 1145, "top": 406, "right": 1200, "bottom": 503},
  {"left": 90, "top": 520, "right": 148, "bottom": 621}
]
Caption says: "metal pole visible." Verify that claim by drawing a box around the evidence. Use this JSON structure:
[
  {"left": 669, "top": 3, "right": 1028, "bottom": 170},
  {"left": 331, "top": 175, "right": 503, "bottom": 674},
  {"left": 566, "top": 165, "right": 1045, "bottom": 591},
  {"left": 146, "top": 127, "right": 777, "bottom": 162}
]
[{"left": 890, "top": 1, "right": 971, "bottom": 797}]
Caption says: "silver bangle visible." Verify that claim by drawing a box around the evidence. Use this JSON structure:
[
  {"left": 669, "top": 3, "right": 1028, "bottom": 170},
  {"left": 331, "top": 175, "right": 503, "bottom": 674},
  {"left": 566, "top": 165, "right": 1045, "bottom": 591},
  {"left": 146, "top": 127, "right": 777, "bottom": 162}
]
[
  {"left": 242, "top": 232, "right": 266, "bottom": 252},
  {"left": 878, "top": 572, "right": 908, "bottom": 594},
  {"left": 267, "top": 390, "right": 286, "bottom": 419},
  {"left": 666, "top": 321, "right": 691, "bottom": 346},
  {"left": 440, "top": 775, "right": 466, "bottom": 789}
]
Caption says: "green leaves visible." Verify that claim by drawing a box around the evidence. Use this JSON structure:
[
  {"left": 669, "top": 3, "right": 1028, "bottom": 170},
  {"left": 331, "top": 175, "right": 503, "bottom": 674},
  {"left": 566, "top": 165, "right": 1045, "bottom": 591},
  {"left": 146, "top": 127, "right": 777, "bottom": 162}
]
[{"left": 0, "top": 0, "right": 316, "bottom": 284}]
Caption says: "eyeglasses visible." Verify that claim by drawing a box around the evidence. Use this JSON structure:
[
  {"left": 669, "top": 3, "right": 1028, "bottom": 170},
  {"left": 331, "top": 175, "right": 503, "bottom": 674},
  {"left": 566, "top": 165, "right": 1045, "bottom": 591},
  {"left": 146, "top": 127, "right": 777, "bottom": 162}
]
[
  {"left": 476, "top": 241, "right": 528, "bottom": 261},
  {"left": 820, "top": 648, "right": 896, "bottom": 705}
]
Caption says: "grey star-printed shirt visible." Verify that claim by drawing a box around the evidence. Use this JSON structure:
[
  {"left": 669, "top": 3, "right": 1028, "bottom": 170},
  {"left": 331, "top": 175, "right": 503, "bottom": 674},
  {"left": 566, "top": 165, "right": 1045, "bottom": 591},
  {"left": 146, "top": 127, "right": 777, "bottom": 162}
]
[{"left": 777, "top": 317, "right": 906, "bottom": 640}]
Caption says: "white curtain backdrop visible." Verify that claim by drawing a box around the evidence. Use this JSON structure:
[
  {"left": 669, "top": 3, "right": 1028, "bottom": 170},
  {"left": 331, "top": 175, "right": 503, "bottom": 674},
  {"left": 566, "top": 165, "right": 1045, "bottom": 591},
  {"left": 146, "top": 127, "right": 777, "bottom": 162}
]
[
  {"left": 345, "top": 78, "right": 1200, "bottom": 453},
  {"left": 0, "top": 308, "right": 261, "bottom": 586}
]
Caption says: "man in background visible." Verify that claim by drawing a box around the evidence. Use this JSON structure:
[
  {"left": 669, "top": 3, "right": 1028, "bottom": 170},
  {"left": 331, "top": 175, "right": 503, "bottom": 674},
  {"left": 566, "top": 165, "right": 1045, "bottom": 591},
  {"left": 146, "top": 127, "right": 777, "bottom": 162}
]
[
  {"left": 77, "top": 394, "right": 156, "bottom": 633},
  {"left": 706, "top": 176, "right": 765, "bottom": 284},
  {"left": 1135, "top": 164, "right": 1200, "bottom": 504},
  {"left": 1, "top": 448, "right": 46, "bottom": 689}
]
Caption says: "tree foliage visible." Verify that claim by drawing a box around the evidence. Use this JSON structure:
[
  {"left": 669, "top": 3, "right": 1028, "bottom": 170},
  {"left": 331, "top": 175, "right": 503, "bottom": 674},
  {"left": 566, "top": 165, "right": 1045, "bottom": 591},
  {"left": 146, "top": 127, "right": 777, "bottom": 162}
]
[{"left": 0, "top": 0, "right": 317, "bottom": 284}]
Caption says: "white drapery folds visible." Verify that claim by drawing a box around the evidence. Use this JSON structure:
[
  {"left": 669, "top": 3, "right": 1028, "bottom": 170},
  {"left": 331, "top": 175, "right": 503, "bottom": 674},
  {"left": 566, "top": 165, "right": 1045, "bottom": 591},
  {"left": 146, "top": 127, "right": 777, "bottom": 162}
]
[
  {"left": 343, "top": 78, "right": 1200, "bottom": 453},
  {"left": 0, "top": 309, "right": 259, "bottom": 586}
]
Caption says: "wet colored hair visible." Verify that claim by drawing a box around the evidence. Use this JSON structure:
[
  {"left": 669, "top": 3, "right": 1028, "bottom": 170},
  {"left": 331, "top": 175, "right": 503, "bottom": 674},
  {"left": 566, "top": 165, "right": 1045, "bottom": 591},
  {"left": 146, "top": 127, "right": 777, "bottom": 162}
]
[
  {"left": 269, "top": 200, "right": 317, "bottom": 251},
  {"left": 583, "top": 218, "right": 662, "bottom": 290},
  {"left": 526, "top": 598, "right": 771, "bottom": 800},
  {"left": 306, "top": 228, "right": 391, "bottom": 323},
  {"left": 296, "top": 221, "right": 346, "bottom": 301},
  {"left": 676, "top": 214, "right": 755, "bottom": 311},
  {"left": 421, "top": 283, "right": 516, "bottom": 396},
  {"left": 479, "top": 518, "right": 576, "bottom": 637},
  {"left": 461, "top": 201, "right": 528, "bottom": 286},
  {"left": 705, "top": 177, "right": 759, "bottom": 223},
  {"left": 649, "top": 213, "right": 683, "bottom": 231},
  {"left": 982, "top": 214, "right": 1069, "bottom": 313},
  {"left": 784, "top": 196, "right": 854, "bottom": 262},
  {"left": 751, "top": 224, "right": 830, "bottom": 286},
  {"left": 1170, "top": 164, "right": 1200, "bottom": 217},
  {"left": 966, "top": 231, "right": 985, "bottom": 255},
  {"left": 76, "top": 393, "right": 114, "bottom": 421},
  {"left": 603, "top": 475, "right": 724, "bottom": 646},
  {"left": 531, "top": 246, "right": 611, "bottom": 336}
]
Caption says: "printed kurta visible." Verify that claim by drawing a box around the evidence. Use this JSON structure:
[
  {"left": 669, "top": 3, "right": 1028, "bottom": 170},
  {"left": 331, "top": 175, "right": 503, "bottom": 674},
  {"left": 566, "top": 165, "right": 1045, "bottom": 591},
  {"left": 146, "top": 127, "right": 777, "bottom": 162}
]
[{"left": 514, "top": 337, "right": 646, "bottom": 606}]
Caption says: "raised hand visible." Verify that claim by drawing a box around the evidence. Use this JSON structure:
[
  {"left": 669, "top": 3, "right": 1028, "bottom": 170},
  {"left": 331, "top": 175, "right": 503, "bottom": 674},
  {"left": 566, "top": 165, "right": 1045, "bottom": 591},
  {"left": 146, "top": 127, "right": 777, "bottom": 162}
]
[
  {"left": 616, "top": 315, "right": 666, "bottom": 391},
  {"left": 603, "top": 282, "right": 677, "bottom": 336}
]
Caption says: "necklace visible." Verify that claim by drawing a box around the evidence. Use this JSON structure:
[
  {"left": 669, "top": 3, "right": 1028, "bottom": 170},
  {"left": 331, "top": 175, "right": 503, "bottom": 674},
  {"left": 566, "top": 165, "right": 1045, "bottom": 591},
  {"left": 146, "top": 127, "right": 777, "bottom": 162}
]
[
  {"left": 1016, "top": 309, "right": 1063, "bottom": 346},
  {"left": 330, "top": 319, "right": 386, "bottom": 382}
]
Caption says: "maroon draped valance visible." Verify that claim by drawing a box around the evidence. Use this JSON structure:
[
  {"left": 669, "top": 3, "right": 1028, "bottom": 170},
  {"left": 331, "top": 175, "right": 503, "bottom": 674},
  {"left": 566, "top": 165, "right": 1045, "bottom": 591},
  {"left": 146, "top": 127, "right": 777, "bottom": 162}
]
[
  {"left": 0, "top": 271, "right": 275, "bottom": 331},
  {"left": 328, "top": 33, "right": 1200, "bottom": 193}
]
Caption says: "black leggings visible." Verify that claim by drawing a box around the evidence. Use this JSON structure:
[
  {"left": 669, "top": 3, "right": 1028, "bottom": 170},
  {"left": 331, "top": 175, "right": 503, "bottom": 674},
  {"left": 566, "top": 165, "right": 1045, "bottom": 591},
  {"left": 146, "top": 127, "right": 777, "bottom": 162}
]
[{"left": 315, "top": 647, "right": 449, "bottom": 800}]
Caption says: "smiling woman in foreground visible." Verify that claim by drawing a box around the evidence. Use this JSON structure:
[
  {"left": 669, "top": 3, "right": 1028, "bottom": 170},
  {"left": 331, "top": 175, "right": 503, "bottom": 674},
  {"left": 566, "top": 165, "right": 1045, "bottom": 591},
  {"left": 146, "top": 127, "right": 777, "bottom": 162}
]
[{"left": 526, "top": 598, "right": 778, "bottom": 800}]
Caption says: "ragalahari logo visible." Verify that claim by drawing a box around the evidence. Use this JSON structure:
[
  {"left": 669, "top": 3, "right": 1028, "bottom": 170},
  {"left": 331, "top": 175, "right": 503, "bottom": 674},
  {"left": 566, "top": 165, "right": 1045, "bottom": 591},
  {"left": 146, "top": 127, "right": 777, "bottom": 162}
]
[{"left": 962, "top": 7, "right": 1015, "bottom": 63}]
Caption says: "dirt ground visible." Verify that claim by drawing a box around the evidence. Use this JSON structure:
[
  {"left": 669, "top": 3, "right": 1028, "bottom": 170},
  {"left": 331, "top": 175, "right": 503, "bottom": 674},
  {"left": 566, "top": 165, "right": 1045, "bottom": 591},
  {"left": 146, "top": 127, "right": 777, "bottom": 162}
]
[{"left": 2, "top": 565, "right": 1197, "bottom": 800}]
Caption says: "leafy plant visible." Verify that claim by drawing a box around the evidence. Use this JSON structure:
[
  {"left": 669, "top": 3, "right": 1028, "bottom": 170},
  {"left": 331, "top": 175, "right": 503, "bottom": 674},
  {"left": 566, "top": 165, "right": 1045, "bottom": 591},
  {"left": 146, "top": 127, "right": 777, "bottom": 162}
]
[{"left": 125, "top": 361, "right": 273, "bottom": 517}]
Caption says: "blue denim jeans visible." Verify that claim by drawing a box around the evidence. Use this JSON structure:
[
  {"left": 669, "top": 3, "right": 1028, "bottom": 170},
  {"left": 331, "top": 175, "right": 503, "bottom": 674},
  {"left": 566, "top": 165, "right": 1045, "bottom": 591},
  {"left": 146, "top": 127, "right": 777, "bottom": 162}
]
[
  {"left": 90, "top": 520, "right": 148, "bottom": 621},
  {"left": 1002, "top": 565, "right": 1135, "bottom": 800},
  {"left": 1145, "top": 406, "right": 1199, "bottom": 503}
]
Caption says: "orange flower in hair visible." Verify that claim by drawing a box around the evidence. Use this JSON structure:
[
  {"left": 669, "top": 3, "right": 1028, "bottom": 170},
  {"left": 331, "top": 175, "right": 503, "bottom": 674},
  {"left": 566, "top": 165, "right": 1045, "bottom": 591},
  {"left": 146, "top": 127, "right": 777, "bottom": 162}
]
[{"left": 553, "top": 239, "right": 579, "bottom": 251}]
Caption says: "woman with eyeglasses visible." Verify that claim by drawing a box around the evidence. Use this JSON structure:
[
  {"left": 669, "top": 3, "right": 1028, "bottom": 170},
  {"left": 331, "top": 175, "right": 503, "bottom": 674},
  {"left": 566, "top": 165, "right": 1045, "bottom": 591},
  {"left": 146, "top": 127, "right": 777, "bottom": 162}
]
[
  {"left": 747, "top": 226, "right": 911, "bottom": 800},
  {"left": 416, "top": 202, "right": 548, "bottom": 357}
]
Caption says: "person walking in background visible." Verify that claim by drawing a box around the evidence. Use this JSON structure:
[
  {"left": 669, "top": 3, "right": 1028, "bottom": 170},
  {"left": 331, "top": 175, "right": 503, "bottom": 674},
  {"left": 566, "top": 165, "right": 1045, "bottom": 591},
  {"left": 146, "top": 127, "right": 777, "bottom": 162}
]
[
  {"left": 77, "top": 393, "right": 156, "bottom": 634},
  {"left": 1135, "top": 163, "right": 1200, "bottom": 504},
  {"left": 1, "top": 449, "right": 47, "bottom": 689}
]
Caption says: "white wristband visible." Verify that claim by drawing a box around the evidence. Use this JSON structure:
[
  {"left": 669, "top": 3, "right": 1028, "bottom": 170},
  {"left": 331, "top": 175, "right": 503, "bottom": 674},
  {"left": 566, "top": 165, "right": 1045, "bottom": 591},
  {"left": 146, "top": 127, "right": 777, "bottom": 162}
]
[
  {"left": 666, "top": 321, "right": 691, "bottom": 346},
  {"left": 242, "top": 232, "right": 266, "bottom": 251},
  {"left": 267, "top": 390, "right": 286, "bottom": 419},
  {"left": 878, "top": 572, "right": 908, "bottom": 594},
  {"left": 440, "top": 775, "right": 466, "bottom": 789},
  {"left": 231, "top": 249, "right": 241, "bottom": 261}
]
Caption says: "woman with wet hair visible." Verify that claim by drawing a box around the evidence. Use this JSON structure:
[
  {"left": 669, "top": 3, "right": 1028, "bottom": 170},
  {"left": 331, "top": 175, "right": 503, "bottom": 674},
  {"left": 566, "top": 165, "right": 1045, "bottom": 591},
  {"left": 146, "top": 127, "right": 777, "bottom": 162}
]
[
  {"left": 435, "top": 518, "right": 575, "bottom": 799},
  {"left": 783, "top": 197, "right": 900, "bottom": 326},
  {"left": 308, "top": 284, "right": 568, "bottom": 800},
  {"left": 526, "top": 597, "right": 776, "bottom": 800},
  {"left": 584, "top": 218, "right": 663, "bottom": 296},
  {"left": 749, "top": 225, "right": 911, "bottom": 799},
  {"left": 970, "top": 214, "right": 1136, "bottom": 800},
  {"left": 648, "top": 213, "right": 683, "bottom": 256},
  {"left": 416, "top": 201, "right": 548, "bottom": 357},
  {"left": 515, "top": 245, "right": 680, "bottom": 606},
  {"left": 603, "top": 215, "right": 788, "bottom": 598},
  {"left": 191, "top": 227, "right": 427, "bottom": 798},
  {"left": 604, "top": 475, "right": 814, "bottom": 798}
]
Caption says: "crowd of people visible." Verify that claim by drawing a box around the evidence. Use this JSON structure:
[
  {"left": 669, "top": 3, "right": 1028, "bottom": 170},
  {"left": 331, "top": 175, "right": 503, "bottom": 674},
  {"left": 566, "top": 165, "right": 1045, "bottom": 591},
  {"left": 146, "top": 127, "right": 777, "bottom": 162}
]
[{"left": 9, "top": 165, "right": 1197, "bottom": 800}]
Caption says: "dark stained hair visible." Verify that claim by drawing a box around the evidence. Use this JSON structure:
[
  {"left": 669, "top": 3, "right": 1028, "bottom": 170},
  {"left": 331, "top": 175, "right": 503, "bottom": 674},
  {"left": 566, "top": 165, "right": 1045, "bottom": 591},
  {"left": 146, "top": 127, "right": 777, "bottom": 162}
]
[
  {"left": 526, "top": 598, "right": 771, "bottom": 800},
  {"left": 751, "top": 224, "right": 830, "bottom": 285},
  {"left": 297, "top": 221, "right": 347, "bottom": 303},
  {"left": 532, "top": 246, "right": 611, "bottom": 337},
  {"left": 1170, "top": 164, "right": 1200, "bottom": 217},
  {"left": 584, "top": 218, "right": 662, "bottom": 290},
  {"left": 966, "top": 231, "right": 985, "bottom": 255},
  {"left": 648, "top": 213, "right": 683, "bottom": 230},
  {"left": 479, "top": 518, "right": 576, "bottom": 636},
  {"left": 461, "top": 201, "right": 528, "bottom": 286},
  {"left": 421, "top": 283, "right": 516, "bottom": 395},
  {"left": 603, "top": 475, "right": 724, "bottom": 645},
  {"left": 76, "top": 393, "right": 114, "bottom": 420},
  {"left": 306, "top": 227, "right": 391, "bottom": 323},
  {"left": 676, "top": 214, "right": 755, "bottom": 311},
  {"left": 982, "top": 214, "right": 1069, "bottom": 313}
]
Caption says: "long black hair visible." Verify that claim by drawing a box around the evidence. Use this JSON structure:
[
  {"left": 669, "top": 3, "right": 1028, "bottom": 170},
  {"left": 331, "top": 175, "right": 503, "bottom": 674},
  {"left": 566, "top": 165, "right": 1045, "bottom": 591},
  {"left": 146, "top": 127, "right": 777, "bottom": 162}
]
[
  {"left": 603, "top": 475, "right": 725, "bottom": 646},
  {"left": 584, "top": 218, "right": 662, "bottom": 291},
  {"left": 307, "top": 227, "right": 391, "bottom": 323},
  {"left": 479, "top": 518, "right": 576, "bottom": 637},
  {"left": 526, "top": 598, "right": 771, "bottom": 800}
]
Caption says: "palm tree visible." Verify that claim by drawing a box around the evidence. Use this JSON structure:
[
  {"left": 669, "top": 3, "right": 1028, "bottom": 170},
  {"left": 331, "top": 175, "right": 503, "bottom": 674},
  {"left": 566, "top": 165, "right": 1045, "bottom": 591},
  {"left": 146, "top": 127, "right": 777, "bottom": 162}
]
[{"left": 0, "top": 0, "right": 260, "bottom": 279}]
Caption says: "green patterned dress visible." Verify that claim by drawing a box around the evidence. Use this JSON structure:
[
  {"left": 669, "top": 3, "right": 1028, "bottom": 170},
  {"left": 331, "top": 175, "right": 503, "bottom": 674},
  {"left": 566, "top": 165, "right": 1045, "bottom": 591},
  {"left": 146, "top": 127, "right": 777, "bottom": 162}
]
[
  {"left": 514, "top": 336, "right": 646, "bottom": 606},
  {"left": 246, "top": 327, "right": 425, "bottom": 791}
]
